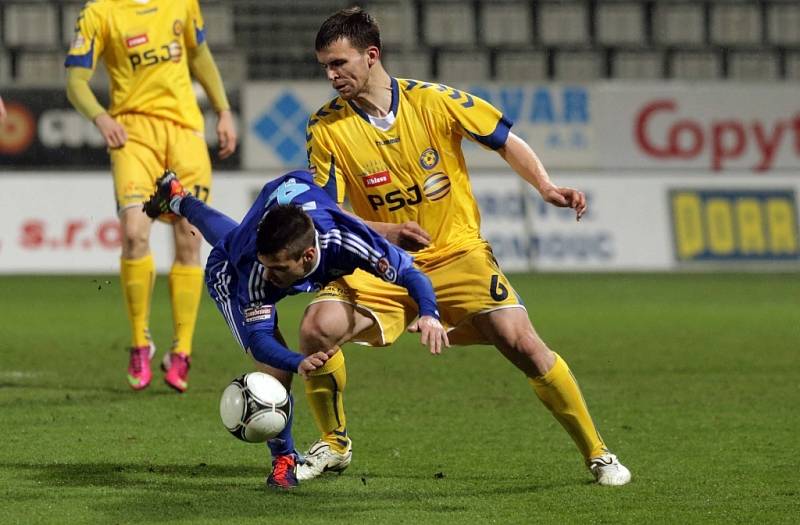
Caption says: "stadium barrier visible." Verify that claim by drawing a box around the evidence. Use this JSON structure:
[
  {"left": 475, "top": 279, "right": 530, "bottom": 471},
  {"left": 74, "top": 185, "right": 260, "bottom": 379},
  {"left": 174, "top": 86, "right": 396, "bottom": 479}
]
[
  {"left": 2, "top": 82, "right": 797, "bottom": 174},
  {"left": 1, "top": 172, "right": 797, "bottom": 273}
]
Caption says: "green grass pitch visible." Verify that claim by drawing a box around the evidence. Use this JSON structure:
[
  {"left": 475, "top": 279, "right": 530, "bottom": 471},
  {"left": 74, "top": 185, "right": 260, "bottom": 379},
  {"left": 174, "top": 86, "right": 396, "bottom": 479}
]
[{"left": 1, "top": 273, "right": 798, "bottom": 524}]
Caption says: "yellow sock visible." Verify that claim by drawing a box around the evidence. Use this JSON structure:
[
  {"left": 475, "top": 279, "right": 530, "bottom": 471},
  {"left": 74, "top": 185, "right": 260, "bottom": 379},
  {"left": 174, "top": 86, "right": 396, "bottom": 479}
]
[
  {"left": 168, "top": 263, "right": 204, "bottom": 356},
  {"left": 529, "top": 353, "right": 608, "bottom": 459},
  {"left": 304, "top": 349, "right": 349, "bottom": 453},
  {"left": 120, "top": 255, "right": 155, "bottom": 348}
]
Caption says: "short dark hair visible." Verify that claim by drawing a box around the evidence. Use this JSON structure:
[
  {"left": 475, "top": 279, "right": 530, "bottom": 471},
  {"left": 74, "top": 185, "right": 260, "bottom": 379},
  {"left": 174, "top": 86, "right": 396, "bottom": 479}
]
[
  {"left": 315, "top": 6, "right": 381, "bottom": 52},
  {"left": 256, "top": 205, "right": 316, "bottom": 259}
]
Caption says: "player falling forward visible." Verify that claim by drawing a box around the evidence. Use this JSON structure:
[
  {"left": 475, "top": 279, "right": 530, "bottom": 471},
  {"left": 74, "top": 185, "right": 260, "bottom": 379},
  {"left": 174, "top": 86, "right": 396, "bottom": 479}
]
[
  {"left": 143, "top": 170, "right": 448, "bottom": 488},
  {"left": 65, "top": 0, "right": 237, "bottom": 392},
  {"left": 297, "top": 7, "right": 631, "bottom": 486}
]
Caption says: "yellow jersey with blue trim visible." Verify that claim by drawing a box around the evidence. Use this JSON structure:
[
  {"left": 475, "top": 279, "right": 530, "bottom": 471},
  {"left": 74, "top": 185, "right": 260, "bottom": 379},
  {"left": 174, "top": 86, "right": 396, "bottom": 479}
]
[
  {"left": 307, "top": 77, "right": 512, "bottom": 262},
  {"left": 65, "top": 0, "right": 206, "bottom": 131}
]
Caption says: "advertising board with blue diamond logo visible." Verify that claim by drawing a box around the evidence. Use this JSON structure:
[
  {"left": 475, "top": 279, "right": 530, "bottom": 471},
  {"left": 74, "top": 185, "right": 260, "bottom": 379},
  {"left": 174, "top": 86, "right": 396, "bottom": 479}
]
[{"left": 244, "top": 83, "right": 335, "bottom": 170}]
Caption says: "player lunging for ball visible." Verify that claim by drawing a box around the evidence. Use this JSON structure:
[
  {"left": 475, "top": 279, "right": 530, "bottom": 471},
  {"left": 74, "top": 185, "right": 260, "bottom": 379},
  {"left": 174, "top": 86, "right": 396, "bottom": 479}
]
[
  {"left": 296, "top": 7, "right": 630, "bottom": 486},
  {"left": 143, "top": 169, "right": 448, "bottom": 489}
]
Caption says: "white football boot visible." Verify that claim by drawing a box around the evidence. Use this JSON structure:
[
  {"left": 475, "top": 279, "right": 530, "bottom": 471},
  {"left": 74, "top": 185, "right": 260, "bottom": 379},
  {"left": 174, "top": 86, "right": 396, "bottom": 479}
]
[
  {"left": 587, "top": 453, "right": 632, "bottom": 486},
  {"left": 296, "top": 439, "right": 352, "bottom": 481}
]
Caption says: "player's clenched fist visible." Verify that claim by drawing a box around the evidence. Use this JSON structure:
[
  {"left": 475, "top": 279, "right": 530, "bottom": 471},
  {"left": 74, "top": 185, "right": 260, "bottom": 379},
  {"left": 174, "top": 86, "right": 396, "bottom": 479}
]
[{"left": 408, "top": 315, "right": 450, "bottom": 355}]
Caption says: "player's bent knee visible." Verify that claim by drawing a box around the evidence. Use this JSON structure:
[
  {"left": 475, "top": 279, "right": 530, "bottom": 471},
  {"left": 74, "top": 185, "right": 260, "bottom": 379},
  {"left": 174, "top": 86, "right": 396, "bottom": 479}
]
[
  {"left": 299, "top": 313, "right": 341, "bottom": 352},
  {"left": 300, "top": 303, "right": 356, "bottom": 352}
]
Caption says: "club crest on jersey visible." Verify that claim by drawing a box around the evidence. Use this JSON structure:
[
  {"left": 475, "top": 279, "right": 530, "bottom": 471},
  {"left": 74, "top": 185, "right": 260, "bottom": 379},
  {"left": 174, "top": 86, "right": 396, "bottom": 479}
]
[
  {"left": 376, "top": 257, "right": 397, "bottom": 282},
  {"left": 244, "top": 304, "right": 273, "bottom": 324},
  {"left": 419, "top": 148, "right": 439, "bottom": 170},
  {"left": 173, "top": 20, "right": 184, "bottom": 36},
  {"left": 125, "top": 34, "right": 149, "bottom": 48},
  {"left": 363, "top": 170, "right": 392, "bottom": 188}
]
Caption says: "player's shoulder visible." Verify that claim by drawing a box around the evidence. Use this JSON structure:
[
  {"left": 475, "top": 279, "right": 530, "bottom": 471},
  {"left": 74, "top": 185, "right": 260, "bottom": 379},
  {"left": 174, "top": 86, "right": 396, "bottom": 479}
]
[
  {"left": 307, "top": 95, "right": 349, "bottom": 131},
  {"left": 397, "top": 78, "right": 475, "bottom": 107},
  {"left": 80, "top": 0, "right": 113, "bottom": 15}
]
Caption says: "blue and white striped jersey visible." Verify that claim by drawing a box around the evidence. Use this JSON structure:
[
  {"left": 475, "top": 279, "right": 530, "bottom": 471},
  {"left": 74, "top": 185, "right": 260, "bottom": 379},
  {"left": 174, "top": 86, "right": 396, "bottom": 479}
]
[{"left": 208, "top": 170, "right": 438, "bottom": 371}]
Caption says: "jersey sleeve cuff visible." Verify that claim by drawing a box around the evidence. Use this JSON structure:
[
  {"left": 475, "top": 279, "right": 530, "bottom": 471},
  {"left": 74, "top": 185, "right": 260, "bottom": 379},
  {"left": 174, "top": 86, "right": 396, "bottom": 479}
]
[{"left": 468, "top": 114, "right": 513, "bottom": 150}]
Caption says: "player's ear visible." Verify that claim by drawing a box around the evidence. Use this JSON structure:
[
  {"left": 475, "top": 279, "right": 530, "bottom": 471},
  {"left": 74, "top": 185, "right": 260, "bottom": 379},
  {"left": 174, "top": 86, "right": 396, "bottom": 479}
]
[
  {"left": 367, "top": 46, "right": 380, "bottom": 66},
  {"left": 302, "top": 246, "right": 316, "bottom": 263}
]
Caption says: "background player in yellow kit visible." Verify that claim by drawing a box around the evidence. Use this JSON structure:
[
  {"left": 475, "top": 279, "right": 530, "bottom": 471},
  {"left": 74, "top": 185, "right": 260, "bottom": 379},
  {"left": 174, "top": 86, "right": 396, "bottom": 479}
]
[
  {"left": 65, "top": 0, "right": 237, "bottom": 392},
  {"left": 297, "top": 7, "right": 631, "bottom": 485}
]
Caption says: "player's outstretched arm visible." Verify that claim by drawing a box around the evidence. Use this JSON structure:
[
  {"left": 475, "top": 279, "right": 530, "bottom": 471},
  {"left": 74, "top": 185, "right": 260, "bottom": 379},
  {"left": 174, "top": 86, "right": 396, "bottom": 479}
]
[
  {"left": 0, "top": 95, "right": 6, "bottom": 124},
  {"left": 498, "top": 132, "right": 587, "bottom": 221},
  {"left": 333, "top": 214, "right": 445, "bottom": 352},
  {"left": 394, "top": 266, "right": 449, "bottom": 354}
]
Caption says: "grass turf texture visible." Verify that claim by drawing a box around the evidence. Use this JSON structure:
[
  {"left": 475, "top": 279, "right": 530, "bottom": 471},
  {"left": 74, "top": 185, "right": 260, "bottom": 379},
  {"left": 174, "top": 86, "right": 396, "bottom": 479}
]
[{"left": 1, "top": 273, "right": 798, "bottom": 524}]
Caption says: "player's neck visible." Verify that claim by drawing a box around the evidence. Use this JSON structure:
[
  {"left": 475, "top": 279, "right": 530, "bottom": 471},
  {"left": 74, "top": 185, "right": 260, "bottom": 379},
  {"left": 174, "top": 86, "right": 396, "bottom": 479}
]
[{"left": 352, "top": 68, "right": 392, "bottom": 118}]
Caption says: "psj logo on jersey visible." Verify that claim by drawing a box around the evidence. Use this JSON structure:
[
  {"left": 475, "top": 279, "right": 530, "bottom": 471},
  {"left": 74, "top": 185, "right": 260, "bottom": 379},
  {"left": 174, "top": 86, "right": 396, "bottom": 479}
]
[
  {"left": 367, "top": 172, "right": 451, "bottom": 212},
  {"left": 670, "top": 189, "right": 799, "bottom": 262},
  {"left": 128, "top": 41, "right": 183, "bottom": 70}
]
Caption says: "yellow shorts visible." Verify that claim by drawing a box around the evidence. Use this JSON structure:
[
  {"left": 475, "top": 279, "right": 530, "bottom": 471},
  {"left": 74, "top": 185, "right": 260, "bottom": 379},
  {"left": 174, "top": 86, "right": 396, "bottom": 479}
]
[
  {"left": 310, "top": 241, "right": 525, "bottom": 346},
  {"left": 110, "top": 113, "right": 212, "bottom": 212}
]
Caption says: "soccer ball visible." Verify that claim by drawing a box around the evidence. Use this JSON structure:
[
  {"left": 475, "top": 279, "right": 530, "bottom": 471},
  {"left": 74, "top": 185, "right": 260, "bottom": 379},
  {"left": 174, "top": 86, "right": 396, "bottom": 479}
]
[{"left": 219, "top": 372, "right": 291, "bottom": 443}]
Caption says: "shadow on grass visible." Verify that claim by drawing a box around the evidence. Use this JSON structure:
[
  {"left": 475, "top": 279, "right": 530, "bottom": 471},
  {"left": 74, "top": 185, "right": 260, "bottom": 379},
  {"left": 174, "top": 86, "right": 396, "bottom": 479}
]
[
  {"left": 3, "top": 460, "right": 572, "bottom": 522},
  {"left": 4, "top": 461, "right": 261, "bottom": 487}
]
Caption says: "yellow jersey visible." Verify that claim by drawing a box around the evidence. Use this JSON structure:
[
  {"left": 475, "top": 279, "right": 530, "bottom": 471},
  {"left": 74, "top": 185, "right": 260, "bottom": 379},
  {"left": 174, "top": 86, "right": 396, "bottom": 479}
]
[
  {"left": 307, "top": 78, "right": 512, "bottom": 263},
  {"left": 65, "top": 0, "right": 206, "bottom": 131}
]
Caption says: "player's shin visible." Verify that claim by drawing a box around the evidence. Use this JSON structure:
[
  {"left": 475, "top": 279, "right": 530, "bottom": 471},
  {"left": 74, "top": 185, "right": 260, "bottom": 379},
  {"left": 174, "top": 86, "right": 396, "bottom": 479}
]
[
  {"left": 168, "top": 263, "right": 204, "bottom": 355},
  {"left": 303, "top": 349, "right": 349, "bottom": 453},
  {"left": 120, "top": 254, "right": 155, "bottom": 348},
  {"left": 267, "top": 394, "right": 297, "bottom": 457},
  {"left": 529, "top": 353, "right": 608, "bottom": 459}
]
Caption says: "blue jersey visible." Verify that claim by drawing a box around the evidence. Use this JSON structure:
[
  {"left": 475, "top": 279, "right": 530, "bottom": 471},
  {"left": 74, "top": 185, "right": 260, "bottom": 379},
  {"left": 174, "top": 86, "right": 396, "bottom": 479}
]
[{"left": 202, "top": 170, "right": 438, "bottom": 372}]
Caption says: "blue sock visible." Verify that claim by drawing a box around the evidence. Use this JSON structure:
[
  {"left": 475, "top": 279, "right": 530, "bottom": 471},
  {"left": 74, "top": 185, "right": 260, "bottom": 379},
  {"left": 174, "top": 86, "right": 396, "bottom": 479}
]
[
  {"left": 267, "top": 394, "right": 296, "bottom": 458},
  {"left": 179, "top": 195, "right": 238, "bottom": 247}
]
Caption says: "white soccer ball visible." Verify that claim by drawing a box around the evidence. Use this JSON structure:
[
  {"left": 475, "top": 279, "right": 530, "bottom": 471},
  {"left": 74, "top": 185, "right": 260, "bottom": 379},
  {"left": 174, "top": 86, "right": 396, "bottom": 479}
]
[{"left": 219, "top": 372, "right": 291, "bottom": 443}]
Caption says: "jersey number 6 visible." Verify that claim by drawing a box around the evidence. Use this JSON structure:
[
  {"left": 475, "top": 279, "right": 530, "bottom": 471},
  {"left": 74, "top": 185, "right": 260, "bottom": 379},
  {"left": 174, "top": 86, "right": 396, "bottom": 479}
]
[{"left": 489, "top": 274, "right": 508, "bottom": 301}]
